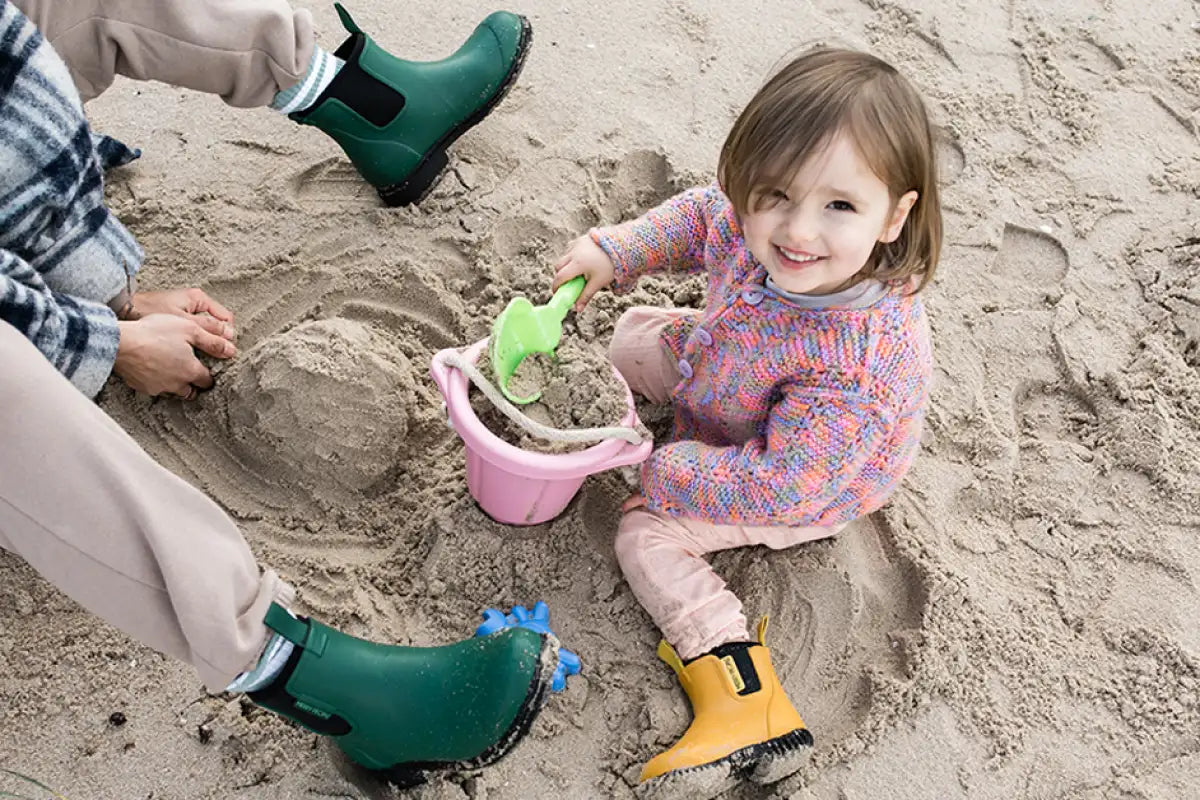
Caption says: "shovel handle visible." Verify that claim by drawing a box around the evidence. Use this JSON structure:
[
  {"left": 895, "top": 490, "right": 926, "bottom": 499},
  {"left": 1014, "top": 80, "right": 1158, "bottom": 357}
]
[{"left": 548, "top": 276, "right": 586, "bottom": 317}]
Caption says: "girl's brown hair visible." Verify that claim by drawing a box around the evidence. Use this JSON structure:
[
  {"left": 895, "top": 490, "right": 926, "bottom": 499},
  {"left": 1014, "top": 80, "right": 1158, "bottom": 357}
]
[{"left": 718, "top": 48, "right": 943, "bottom": 292}]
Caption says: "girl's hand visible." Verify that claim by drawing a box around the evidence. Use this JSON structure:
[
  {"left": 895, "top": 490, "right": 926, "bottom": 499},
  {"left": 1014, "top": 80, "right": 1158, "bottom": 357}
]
[
  {"left": 551, "top": 233, "right": 616, "bottom": 312},
  {"left": 129, "top": 288, "right": 236, "bottom": 343},
  {"left": 622, "top": 493, "right": 646, "bottom": 513}
]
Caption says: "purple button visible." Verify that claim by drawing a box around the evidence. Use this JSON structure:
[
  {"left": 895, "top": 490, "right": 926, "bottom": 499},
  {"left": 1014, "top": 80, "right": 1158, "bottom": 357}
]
[
  {"left": 742, "top": 288, "right": 764, "bottom": 305},
  {"left": 694, "top": 327, "right": 713, "bottom": 346},
  {"left": 678, "top": 358, "right": 694, "bottom": 379}
]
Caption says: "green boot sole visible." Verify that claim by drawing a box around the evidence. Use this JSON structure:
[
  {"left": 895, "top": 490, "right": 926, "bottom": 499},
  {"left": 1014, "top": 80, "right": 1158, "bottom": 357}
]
[
  {"left": 294, "top": 3, "right": 533, "bottom": 206},
  {"left": 250, "top": 603, "right": 557, "bottom": 786}
]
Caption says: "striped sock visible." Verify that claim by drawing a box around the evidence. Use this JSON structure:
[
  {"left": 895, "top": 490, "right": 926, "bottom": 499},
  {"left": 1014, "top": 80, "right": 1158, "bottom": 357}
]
[
  {"left": 271, "top": 46, "right": 343, "bottom": 114},
  {"left": 225, "top": 632, "right": 296, "bottom": 693}
]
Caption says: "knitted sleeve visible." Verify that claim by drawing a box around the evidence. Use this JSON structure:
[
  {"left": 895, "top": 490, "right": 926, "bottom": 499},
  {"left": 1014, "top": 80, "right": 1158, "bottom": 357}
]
[
  {"left": 639, "top": 386, "right": 889, "bottom": 526},
  {"left": 1, "top": 247, "right": 119, "bottom": 398},
  {"left": 589, "top": 186, "right": 714, "bottom": 289}
]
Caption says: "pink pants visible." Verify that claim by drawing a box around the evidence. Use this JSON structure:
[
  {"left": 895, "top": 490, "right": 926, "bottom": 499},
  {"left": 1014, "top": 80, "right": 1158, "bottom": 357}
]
[{"left": 609, "top": 307, "right": 841, "bottom": 660}]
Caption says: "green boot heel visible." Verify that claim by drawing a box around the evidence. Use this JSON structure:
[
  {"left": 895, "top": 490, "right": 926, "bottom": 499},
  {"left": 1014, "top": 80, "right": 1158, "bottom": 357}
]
[
  {"left": 249, "top": 603, "right": 557, "bottom": 786},
  {"left": 292, "top": 3, "right": 532, "bottom": 206}
]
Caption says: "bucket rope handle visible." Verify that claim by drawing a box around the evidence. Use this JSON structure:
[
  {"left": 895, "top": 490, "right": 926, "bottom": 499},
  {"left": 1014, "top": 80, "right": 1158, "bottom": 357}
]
[{"left": 439, "top": 350, "right": 646, "bottom": 445}]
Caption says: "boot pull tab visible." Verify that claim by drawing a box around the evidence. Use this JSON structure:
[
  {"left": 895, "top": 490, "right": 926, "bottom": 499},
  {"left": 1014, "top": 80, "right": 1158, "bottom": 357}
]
[
  {"left": 333, "top": 3, "right": 364, "bottom": 34},
  {"left": 656, "top": 639, "right": 687, "bottom": 679},
  {"left": 264, "top": 601, "right": 311, "bottom": 647},
  {"left": 757, "top": 615, "right": 770, "bottom": 646}
]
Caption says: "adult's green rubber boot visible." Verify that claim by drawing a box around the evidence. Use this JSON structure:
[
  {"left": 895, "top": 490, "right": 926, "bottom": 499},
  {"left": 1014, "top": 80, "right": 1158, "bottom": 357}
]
[
  {"left": 292, "top": 3, "right": 532, "bottom": 206},
  {"left": 249, "top": 603, "right": 557, "bottom": 786}
]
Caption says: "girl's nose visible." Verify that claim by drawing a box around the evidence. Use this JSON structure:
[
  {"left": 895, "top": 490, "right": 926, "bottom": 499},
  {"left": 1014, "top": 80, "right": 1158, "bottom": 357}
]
[{"left": 784, "top": 208, "right": 819, "bottom": 245}]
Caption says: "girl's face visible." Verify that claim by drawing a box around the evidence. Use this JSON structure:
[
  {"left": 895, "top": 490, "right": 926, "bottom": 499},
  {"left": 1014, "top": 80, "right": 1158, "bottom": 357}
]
[{"left": 741, "top": 132, "right": 917, "bottom": 295}]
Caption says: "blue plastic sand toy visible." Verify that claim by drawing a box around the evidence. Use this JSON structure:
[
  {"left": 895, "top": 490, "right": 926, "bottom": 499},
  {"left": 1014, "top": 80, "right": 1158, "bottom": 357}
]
[{"left": 475, "top": 601, "right": 581, "bottom": 693}]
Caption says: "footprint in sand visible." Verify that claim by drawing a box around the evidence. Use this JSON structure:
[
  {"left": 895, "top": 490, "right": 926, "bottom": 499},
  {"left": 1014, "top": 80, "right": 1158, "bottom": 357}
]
[
  {"left": 594, "top": 149, "right": 677, "bottom": 223},
  {"left": 288, "top": 157, "right": 380, "bottom": 211},
  {"left": 935, "top": 126, "right": 965, "bottom": 186},
  {"left": 485, "top": 214, "right": 573, "bottom": 289},
  {"left": 962, "top": 222, "right": 1071, "bottom": 314},
  {"left": 994, "top": 223, "right": 1069, "bottom": 294}
]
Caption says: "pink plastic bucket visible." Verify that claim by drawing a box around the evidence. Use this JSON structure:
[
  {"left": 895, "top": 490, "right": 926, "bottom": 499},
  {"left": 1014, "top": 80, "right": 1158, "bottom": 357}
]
[{"left": 430, "top": 339, "right": 653, "bottom": 525}]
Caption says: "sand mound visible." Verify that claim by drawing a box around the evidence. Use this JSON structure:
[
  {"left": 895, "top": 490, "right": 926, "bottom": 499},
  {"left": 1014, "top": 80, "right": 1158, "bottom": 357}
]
[{"left": 226, "top": 318, "right": 417, "bottom": 493}]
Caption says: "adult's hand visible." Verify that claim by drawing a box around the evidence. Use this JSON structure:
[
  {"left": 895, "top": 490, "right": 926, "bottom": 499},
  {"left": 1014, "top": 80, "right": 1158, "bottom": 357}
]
[
  {"left": 550, "top": 233, "right": 617, "bottom": 312},
  {"left": 114, "top": 313, "right": 236, "bottom": 399},
  {"left": 128, "top": 288, "right": 235, "bottom": 342}
]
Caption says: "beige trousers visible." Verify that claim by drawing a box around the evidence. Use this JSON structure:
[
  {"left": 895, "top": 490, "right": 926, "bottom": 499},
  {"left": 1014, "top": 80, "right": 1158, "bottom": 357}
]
[
  {"left": 13, "top": 0, "right": 314, "bottom": 106},
  {"left": 0, "top": 322, "right": 292, "bottom": 691},
  {"left": 609, "top": 307, "right": 841, "bottom": 660}
]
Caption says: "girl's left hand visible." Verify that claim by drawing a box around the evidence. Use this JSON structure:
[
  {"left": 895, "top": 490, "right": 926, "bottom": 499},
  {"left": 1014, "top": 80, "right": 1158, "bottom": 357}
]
[{"left": 622, "top": 493, "right": 646, "bottom": 513}]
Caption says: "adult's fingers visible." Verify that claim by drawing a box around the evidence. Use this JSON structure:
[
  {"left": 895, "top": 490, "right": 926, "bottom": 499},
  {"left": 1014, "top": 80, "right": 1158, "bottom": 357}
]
[
  {"left": 190, "top": 365, "right": 215, "bottom": 390},
  {"left": 192, "top": 312, "right": 236, "bottom": 341},
  {"left": 188, "top": 324, "right": 237, "bottom": 360},
  {"left": 187, "top": 288, "right": 234, "bottom": 322},
  {"left": 180, "top": 352, "right": 215, "bottom": 391}
]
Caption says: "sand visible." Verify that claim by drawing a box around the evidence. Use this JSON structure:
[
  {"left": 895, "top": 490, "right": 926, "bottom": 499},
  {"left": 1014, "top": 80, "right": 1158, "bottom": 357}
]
[
  {"left": 471, "top": 336, "right": 639, "bottom": 453},
  {"left": 1, "top": 0, "right": 1198, "bottom": 798}
]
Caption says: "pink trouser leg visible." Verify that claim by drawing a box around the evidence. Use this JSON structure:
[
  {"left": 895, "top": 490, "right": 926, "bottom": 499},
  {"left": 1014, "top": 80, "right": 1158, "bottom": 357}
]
[
  {"left": 616, "top": 510, "right": 842, "bottom": 660},
  {"left": 609, "top": 306, "right": 841, "bottom": 659},
  {"left": 608, "top": 306, "right": 697, "bottom": 404}
]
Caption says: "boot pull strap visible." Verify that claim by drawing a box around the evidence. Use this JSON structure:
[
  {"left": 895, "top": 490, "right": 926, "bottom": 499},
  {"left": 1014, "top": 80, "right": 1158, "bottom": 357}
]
[
  {"left": 757, "top": 615, "right": 770, "bottom": 646},
  {"left": 264, "top": 602, "right": 311, "bottom": 646},
  {"left": 656, "top": 639, "right": 687, "bottom": 679},
  {"left": 333, "top": 3, "right": 364, "bottom": 34}
]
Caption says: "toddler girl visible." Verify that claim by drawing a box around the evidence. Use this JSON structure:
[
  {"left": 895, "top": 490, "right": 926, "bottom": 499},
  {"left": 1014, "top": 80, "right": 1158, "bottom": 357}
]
[{"left": 551, "top": 47, "right": 941, "bottom": 797}]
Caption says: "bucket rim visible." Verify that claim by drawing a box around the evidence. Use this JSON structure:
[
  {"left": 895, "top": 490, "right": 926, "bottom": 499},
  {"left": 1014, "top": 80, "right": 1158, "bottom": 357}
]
[{"left": 430, "top": 339, "right": 652, "bottom": 480}]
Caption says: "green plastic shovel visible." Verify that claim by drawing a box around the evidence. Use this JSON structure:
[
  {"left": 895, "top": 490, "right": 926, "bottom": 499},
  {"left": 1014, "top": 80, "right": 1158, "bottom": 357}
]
[{"left": 489, "top": 276, "right": 586, "bottom": 404}]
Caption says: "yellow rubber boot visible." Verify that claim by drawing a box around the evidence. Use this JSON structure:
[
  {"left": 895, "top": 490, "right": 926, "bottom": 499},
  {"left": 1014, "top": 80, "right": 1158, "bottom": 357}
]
[{"left": 637, "top": 619, "right": 814, "bottom": 799}]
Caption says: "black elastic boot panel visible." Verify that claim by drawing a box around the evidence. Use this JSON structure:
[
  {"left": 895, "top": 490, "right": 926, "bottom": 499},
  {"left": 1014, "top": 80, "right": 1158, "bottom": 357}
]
[{"left": 291, "top": 33, "right": 406, "bottom": 127}]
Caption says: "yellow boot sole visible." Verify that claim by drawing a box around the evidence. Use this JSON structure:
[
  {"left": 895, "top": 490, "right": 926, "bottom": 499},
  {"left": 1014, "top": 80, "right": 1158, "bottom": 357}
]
[{"left": 636, "top": 727, "right": 813, "bottom": 800}]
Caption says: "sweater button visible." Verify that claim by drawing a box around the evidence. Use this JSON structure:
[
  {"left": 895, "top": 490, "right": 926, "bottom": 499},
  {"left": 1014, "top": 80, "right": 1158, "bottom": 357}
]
[
  {"left": 741, "top": 288, "right": 764, "bottom": 305},
  {"left": 694, "top": 327, "right": 713, "bottom": 346},
  {"left": 677, "top": 358, "right": 694, "bottom": 379}
]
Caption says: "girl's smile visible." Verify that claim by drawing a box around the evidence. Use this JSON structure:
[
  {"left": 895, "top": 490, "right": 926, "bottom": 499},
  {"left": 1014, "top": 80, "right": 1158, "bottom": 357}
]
[{"left": 774, "top": 245, "right": 824, "bottom": 268}]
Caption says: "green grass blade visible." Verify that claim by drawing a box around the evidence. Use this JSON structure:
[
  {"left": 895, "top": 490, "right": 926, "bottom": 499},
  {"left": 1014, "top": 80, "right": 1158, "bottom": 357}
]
[{"left": 0, "top": 768, "right": 68, "bottom": 800}]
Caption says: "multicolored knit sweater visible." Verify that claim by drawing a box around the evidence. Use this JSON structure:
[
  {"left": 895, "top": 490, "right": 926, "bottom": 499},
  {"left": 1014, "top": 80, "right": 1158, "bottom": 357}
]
[{"left": 593, "top": 184, "right": 933, "bottom": 527}]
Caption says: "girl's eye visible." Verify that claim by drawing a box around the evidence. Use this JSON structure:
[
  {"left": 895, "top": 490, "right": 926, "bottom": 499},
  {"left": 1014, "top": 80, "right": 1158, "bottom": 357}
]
[
  {"left": 828, "top": 200, "right": 855, "bottom": 212},
  {"left": 753, "top": 189, "right": 789, "bottom": 210}
]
